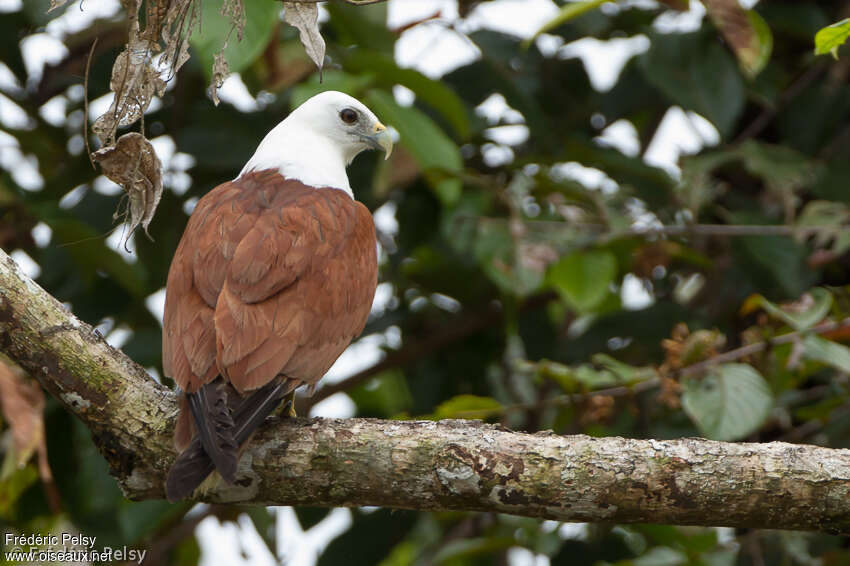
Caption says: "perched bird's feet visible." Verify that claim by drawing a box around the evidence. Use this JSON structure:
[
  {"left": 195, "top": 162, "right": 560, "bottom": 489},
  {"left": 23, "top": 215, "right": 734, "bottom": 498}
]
[{"left": 286, "top": 391, "right": 297, "bottom": 417}]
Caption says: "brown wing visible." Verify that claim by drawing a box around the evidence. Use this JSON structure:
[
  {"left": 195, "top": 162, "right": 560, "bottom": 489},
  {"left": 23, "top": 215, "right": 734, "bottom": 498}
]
[
  {"left": 163, "top": 180, "right": 257, "bottom": 393},
  {"left": 163, "top": 169, "right": 377, "bottom": 395},
  {"left": 214, "top": 181, "right": 377, "bottom": 393}
]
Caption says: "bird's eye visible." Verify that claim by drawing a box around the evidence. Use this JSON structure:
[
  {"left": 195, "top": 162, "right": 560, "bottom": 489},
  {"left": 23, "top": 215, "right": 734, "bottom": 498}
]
[{"left": 340, "top": 108, "right": 358, "bottom": 124}]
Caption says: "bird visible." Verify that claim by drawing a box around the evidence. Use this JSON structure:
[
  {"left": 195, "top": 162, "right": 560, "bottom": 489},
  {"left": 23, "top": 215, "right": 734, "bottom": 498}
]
[{"left": 163, "top": 91, "right": 393, "bottom": 501}]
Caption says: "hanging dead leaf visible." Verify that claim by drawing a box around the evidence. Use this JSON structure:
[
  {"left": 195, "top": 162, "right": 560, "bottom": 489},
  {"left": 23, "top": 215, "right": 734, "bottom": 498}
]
[
  {"left": 207, "top": 0, "right": 248, "bottom": 105},
  {"left": 92, "top": 39, "right": 167, "bottom": 145},
  {"left": 704, "top": 0, "right": 773, "bottom": 77},
  {"left": 221, "top": 0, "right": 247, "bottom": 42},
  {"left": 210, "top": 51, "right": 231, "bottom": 106},
  {"left": 0, "top": 361, "right": 60, "bottom": 512},
  {"left": 47, "top": 0, "right": 70, "bottom": 12},
  {"left": 284, "top": 1, "right": 326, "bottom": 74},
  {"left": 0, "top": 362, "right": 45, "bottom": 467},
  {"left": 153, "top": 0, "right": 199, "bottom": 80},
  {"left": 92, "top": 132, "right": 163, "bottom": 246}
]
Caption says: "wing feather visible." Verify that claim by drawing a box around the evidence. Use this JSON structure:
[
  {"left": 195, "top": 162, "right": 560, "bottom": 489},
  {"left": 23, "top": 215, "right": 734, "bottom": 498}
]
[
  {"left": 164, "top": 170, "right": 376, "bottom": 400},
  {"left": 164, "top": 169, "right": 377, "bottom": 497}
]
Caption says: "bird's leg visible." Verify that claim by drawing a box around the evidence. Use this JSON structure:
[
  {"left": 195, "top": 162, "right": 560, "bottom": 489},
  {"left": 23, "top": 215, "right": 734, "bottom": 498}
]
[
  {"left": 275, "top": 391, "right": 297, "bottom": 418},
  {"left": 285, "top": 391, "right": 297, "bottom": 418}
]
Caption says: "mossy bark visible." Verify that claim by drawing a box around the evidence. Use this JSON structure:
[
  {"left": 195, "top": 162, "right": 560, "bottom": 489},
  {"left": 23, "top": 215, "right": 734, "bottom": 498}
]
[{"left": 2, "top": 248, "right": 850, "bottom": 532}]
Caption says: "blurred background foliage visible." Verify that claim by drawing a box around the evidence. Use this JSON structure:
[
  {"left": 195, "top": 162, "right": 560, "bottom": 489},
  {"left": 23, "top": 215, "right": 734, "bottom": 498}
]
[{"left": 2, "top": 0, "right": 850, "bottom": 564}]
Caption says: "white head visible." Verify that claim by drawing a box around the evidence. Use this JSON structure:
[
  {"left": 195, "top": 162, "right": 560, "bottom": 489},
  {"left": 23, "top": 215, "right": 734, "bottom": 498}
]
[{"left": 239, "top": 91, "right": 393, "bottom": 197}]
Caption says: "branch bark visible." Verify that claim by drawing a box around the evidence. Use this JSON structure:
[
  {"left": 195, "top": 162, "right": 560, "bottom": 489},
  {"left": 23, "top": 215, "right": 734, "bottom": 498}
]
[{"left": 2, "top": 247, "right": 850, "bottom": 533}]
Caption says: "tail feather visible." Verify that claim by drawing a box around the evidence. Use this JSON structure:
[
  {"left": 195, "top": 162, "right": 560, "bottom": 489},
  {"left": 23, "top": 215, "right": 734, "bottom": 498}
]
[
  {"left": 233, "top": 381, "right": 290, "bottom": 442},
  {"left": 187, "top": 381, "right": 238, "bottom": 483},
  {"left": 165, "top": 439, "right": 215, "bottom": 502},
  {"left": 166, "top": 379, "right": 291, "bottom": 501}
]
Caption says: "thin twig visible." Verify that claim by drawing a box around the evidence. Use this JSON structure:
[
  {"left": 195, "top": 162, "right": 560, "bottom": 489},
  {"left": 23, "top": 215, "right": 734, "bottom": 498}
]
[
  {"left": 679, "top": 317, "right": 850, "bottom": 377},
  {"left": 83, "top": 37, "right": 98, "bottom": 167},
  {"left": 463, "top": 217, "right": 845, "bottom": 240},
  {"left": 734, "top": 61, "right": 828, "bottom": 144},
  {"left": 452, "top": 317, "right": 850, "bottom": 419}
]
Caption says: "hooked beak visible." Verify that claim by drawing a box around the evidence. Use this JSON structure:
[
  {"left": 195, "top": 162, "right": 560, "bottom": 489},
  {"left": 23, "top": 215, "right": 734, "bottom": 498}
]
[{"left": 366, "top": 122, "right": 394, "bottom": 160}]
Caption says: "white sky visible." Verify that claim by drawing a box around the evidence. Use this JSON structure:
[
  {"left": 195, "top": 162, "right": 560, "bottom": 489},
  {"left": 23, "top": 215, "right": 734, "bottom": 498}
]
[{"left": 0, "top": 1, "right": 730, "bottom": 565}]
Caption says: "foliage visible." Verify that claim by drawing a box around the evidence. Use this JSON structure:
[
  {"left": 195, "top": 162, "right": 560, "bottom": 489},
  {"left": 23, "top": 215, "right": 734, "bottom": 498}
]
[
  {"left": 1, "top": 0, "right": 850, "bottom": 564},
  {"left": 815, "top": 18, "right": 850, "bottom": 58}
]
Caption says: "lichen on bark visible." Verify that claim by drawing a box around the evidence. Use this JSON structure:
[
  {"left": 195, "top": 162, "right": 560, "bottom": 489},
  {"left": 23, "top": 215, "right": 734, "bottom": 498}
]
[{"left": 2, "top": 247, "right": 850, "bottom": 533}]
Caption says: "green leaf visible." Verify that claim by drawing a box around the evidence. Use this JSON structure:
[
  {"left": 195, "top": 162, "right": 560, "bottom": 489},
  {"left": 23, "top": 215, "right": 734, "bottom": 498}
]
[
  {"left": 49, "top": 218, "right": 148, "bottom": 299},
  {"left": 591, "top": 353, "right": 659, "bottom": 384},
  {"left": 743, "top": 10, "right": 774, "bottom": 76},
  {"left": 815, "top": 18, "right": 850, "bottom": 58},
  {"left": 548, "top": 250, "right": 617, "bottom": 312},
  {"left": 365, "top": 89, "right": 462, "bottom": 205},
  {"left": 735, "top": 235, "right": 813, "bottom": 299},
  {"left": 540, "top": 360, "right": 619, "bottom": 391},
  {"left": 341, "top": 50, "right": 471, "bottom": 139},
  {"left": 0, "top": 462, "right": 38, "bottom": 518},
  {"left": 735, "top": 140, "right": 818, "bottom": 193},
  {"left": 525, "top": 0, "right": 608, "bottom": 45},
  {"left": 681, "top": 364, "right": 773, "bottom": 441},
  {"left": 290, "top": 70, "right": 374, "bottom": 108},
  {"left": 705, "top": 1, "right": 773, "bottom": 77},
  {"left": 639, "top": 31, "right": 744, "bottom": 137},
  {"left": 562, "top": 137, "right": 675, "bottom": 209},
  {"left": 539, "top": 355, "right": 656, "bottom": 392},
  {"left": 797, "top": 200, "right": 850, "bottom": 255},
  {"left": 802, "top": 335, "right": 850, "bottom": 373},
  {"left": 468, "top": 216, "right": 549, "bottom": 297},
  {"left": 433, "top": 536, "right": 515, "bottom": 563},
  {"left": 378, "top": 541, "right": 418, "bottom": 566},
  {"left": 632, "top": 546, "right": 688, "bottom": 566},
  {"left": 349, "top": 370, "right": 413, "bottom": 417},
  {"left": 744, "top": 288, "right": 833, "bottom": 331},
  {"left": 432, "top": 395, "right": 502, "bottom": 420},
  {"left": 117, "top": 500, "right": 180, "bottom": 541},
  {"left": 190, "top": 0, "right": 280, "bottom": 80},
  {"left": 325, "top": 1, "right": 394, "bottom": 54}
]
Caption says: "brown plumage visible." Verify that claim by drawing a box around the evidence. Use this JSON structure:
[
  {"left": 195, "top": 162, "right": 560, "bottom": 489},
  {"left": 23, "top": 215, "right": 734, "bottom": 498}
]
[{"left": 163, "top": 169, "right": 377, "bottom": 500}]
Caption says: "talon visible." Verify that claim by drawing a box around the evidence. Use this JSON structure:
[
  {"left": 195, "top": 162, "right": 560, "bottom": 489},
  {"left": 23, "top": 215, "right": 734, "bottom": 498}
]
[{"left": 285, "top": 391, "right": 297, "bottom": 418}]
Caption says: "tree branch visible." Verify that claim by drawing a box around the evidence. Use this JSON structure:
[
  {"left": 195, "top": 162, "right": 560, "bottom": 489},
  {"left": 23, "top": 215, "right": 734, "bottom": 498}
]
[{"left": 3, "top": 247, "right": 850, "bottom": 533}]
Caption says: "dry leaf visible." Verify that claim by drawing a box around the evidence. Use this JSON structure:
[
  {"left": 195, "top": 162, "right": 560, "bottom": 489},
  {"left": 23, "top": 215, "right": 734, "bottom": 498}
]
[
  {"left": 92, "top": 132, "right": 163, "bottom": 246},
  {"left": 207, "top": 0, "right": 247, "bottom": 105},
  {"left": 92, "top": 0, "right": 170, "bottom": 145},
  {"left": 47, "top": 0, "right": 70, "bottom": 12},
  {"left": 284, "top": 1, "right": 326, "bottom": 74},
  {"left": 221, "top": 0, "right": 246, "bottom": 42},
  {"left": 0, "top": 361, "right": 60, "bottom": 512},
  {"left": 86, "top": 0, "right": 200, "bottom": 249},
  {"left": 705, "top": 0, "right": 772, "bottom": 77},
  {"left": 0, "top": 362, "right": 45, "bottom": 467},
  {"left": 92, "top": 39, "right": 167, "bottom": 145},
  {"left": 158, "top": 0, "right": 199, "bottom": 79},
  {"left": 210, "top": 52, "right": 230, "bottom": 106}
]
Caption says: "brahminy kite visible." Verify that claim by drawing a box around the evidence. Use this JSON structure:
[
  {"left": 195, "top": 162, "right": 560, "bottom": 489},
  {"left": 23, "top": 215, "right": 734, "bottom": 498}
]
[{"left": 164, "top": 91, "right": 392, "bottom": 501}]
